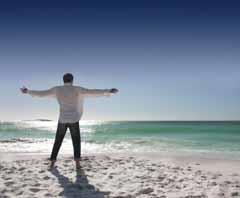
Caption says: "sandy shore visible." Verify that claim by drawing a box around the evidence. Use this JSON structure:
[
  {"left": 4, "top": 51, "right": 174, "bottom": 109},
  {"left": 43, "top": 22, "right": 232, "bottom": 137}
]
[{"left": 0, "top": 153, "right": 240, "bottom": 198}]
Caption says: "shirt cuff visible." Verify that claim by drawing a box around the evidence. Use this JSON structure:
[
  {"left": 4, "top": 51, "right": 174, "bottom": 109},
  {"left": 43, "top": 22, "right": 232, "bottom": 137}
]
[
  {"left": 104, "top": 89, "right": 111, "bottom": 97},
  {"left": 28, "top": 90, "right": 38, "bottom": 97},
  {"left": 28, "top": 90, "right": 33, "bottom": 96}
]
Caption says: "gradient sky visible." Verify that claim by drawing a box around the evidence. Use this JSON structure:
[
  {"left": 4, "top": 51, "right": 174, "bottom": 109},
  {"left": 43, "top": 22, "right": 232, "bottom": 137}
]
[{"left": 1, "top": 0, "right": 240, "bottom": 121}]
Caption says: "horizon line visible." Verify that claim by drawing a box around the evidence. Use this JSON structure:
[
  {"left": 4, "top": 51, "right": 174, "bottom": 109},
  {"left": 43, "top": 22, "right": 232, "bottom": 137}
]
[{"left": 2, "top": 119, "right": 240, "bottom": 122}]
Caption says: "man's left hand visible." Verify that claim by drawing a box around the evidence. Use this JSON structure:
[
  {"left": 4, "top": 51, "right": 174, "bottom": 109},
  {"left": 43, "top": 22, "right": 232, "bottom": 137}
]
[{"left": 20, "top": 86, "right": 28, "bottom": 94}]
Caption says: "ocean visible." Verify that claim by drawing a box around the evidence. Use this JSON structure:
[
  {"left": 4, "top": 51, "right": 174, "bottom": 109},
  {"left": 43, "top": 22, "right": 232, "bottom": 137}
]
[{"left": 0, "top": 120, "right": 240, "bottom": 159}]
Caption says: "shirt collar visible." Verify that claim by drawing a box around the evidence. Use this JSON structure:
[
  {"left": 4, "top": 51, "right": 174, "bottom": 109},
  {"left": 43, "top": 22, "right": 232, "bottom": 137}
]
[{"left": 64, "top": 83, "right": 73, "bottom": 86}]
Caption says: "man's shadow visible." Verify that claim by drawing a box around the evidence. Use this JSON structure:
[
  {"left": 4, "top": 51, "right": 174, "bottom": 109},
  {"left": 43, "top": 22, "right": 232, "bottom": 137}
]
[{"left": 50, "top": 167, "right": 109, "bottom": 198}]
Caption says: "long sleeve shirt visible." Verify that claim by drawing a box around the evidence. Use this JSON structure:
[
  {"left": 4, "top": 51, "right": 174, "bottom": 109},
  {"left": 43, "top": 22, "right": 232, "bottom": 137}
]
[{"left": 28, "top": 83, "right": 111, "bottom": 123}]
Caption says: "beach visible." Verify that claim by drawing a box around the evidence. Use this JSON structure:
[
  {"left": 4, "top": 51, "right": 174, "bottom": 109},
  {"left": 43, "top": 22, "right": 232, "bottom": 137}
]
[
  {"left": 0, "top": 153, "right": 240, "bottom": 198},
  {"left": 1, "top": 120, "right": 240, "bottom": 197}
]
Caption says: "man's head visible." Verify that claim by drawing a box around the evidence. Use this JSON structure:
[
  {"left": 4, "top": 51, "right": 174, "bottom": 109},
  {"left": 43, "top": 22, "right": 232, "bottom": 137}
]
[{"left": 63, "top": 73, "right": 74, "bottom": 84}]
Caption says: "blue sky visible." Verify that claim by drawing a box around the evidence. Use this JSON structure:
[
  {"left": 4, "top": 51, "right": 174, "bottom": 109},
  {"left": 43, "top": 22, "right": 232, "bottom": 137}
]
[{"left": 1, "top": 0, "right": 240, "bottom": 121}]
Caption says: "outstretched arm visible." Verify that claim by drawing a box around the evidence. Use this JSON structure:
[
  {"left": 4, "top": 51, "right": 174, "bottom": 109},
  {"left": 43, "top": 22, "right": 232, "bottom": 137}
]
[
  {"left": 79, "top": 87, "right": 119, "bottom": 97},
  {"left": 20, "top": 86, "right": 56, "bottom": 98}
]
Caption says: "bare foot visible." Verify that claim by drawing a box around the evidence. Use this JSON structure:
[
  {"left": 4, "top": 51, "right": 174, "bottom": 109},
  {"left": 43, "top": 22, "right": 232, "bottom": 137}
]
[
  {"left": 76, "top": 160, "right": 81, "bottom": 169},
  {"left": 49, "top": 161, "right": 55, "bottom": 170}
]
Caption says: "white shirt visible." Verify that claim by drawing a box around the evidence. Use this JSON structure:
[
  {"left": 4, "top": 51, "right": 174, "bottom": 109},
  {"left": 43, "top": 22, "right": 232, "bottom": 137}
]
[{"left": 28, "top": 83, "right": 111, "bottom": 123}]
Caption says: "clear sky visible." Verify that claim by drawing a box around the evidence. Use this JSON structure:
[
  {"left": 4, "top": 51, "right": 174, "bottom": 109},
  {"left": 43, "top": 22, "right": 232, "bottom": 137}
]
[{"left": 1, "top": 0, "right": 240, "bottom": 121}]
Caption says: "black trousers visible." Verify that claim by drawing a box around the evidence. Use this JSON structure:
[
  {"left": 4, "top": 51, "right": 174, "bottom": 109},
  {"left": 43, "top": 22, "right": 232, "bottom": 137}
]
[{"left": 50, "top": 122, "right": 81, "bottom": 161}]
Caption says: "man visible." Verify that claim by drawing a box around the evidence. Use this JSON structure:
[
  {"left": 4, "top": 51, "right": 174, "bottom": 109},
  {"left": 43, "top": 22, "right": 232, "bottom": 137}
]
[{"left": 20, "top": 73, "right": 118, "bottom": 169}]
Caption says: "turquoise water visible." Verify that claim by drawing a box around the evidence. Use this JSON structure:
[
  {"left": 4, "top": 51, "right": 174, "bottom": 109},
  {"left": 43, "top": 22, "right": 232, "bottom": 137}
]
[{"left": 0, "top": 120, "right": 240, "bottom": 158}]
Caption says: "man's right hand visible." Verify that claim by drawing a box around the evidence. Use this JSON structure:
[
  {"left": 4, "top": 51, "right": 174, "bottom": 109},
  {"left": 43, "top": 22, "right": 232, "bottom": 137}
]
[
  {"left": 20, "top": 86, "right": 28, "bottom": 94},
  {"left": 110, "top": 88, "right": 119, "bottom": 94}
]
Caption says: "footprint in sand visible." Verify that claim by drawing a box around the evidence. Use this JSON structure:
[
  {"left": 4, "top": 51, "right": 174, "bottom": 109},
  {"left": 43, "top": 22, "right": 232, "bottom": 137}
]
[
  {"left": 1, "top": 189, "right": 7, "bottom": 194},
  {"left": 5, "top": 181, "right": 15, "bottom": 186},
  {"left": 16, "top": 191, "right": 24, "bottom": 195},
  {"left": 18, "top": 167, "right": 26, "bottom": 171},
  {"left": 29, "top": 188, "right": 41, "bottom": 193},
  {"left": 33, "top": 183, "right": 41, "bottom": 187},
  {"left": 43, "top": 176, "right": 50, "bottom": 180},
  {"left": 138, "top": 187, "right": 154, "bottom": 194},
  {"left": 43, "top": 162, "right": 49, "bottom": 165}
]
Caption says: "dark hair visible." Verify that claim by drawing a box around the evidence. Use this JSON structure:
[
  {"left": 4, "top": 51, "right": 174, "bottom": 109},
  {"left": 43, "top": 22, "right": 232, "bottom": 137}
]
[{"left": 63, "top": 73, "right": 74, "bottom": 83}]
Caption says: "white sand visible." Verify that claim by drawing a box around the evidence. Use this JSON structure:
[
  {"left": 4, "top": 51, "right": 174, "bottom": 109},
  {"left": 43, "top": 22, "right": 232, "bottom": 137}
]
[{"left": 0, "top": 153, "right": 240, "bottom": 198}]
